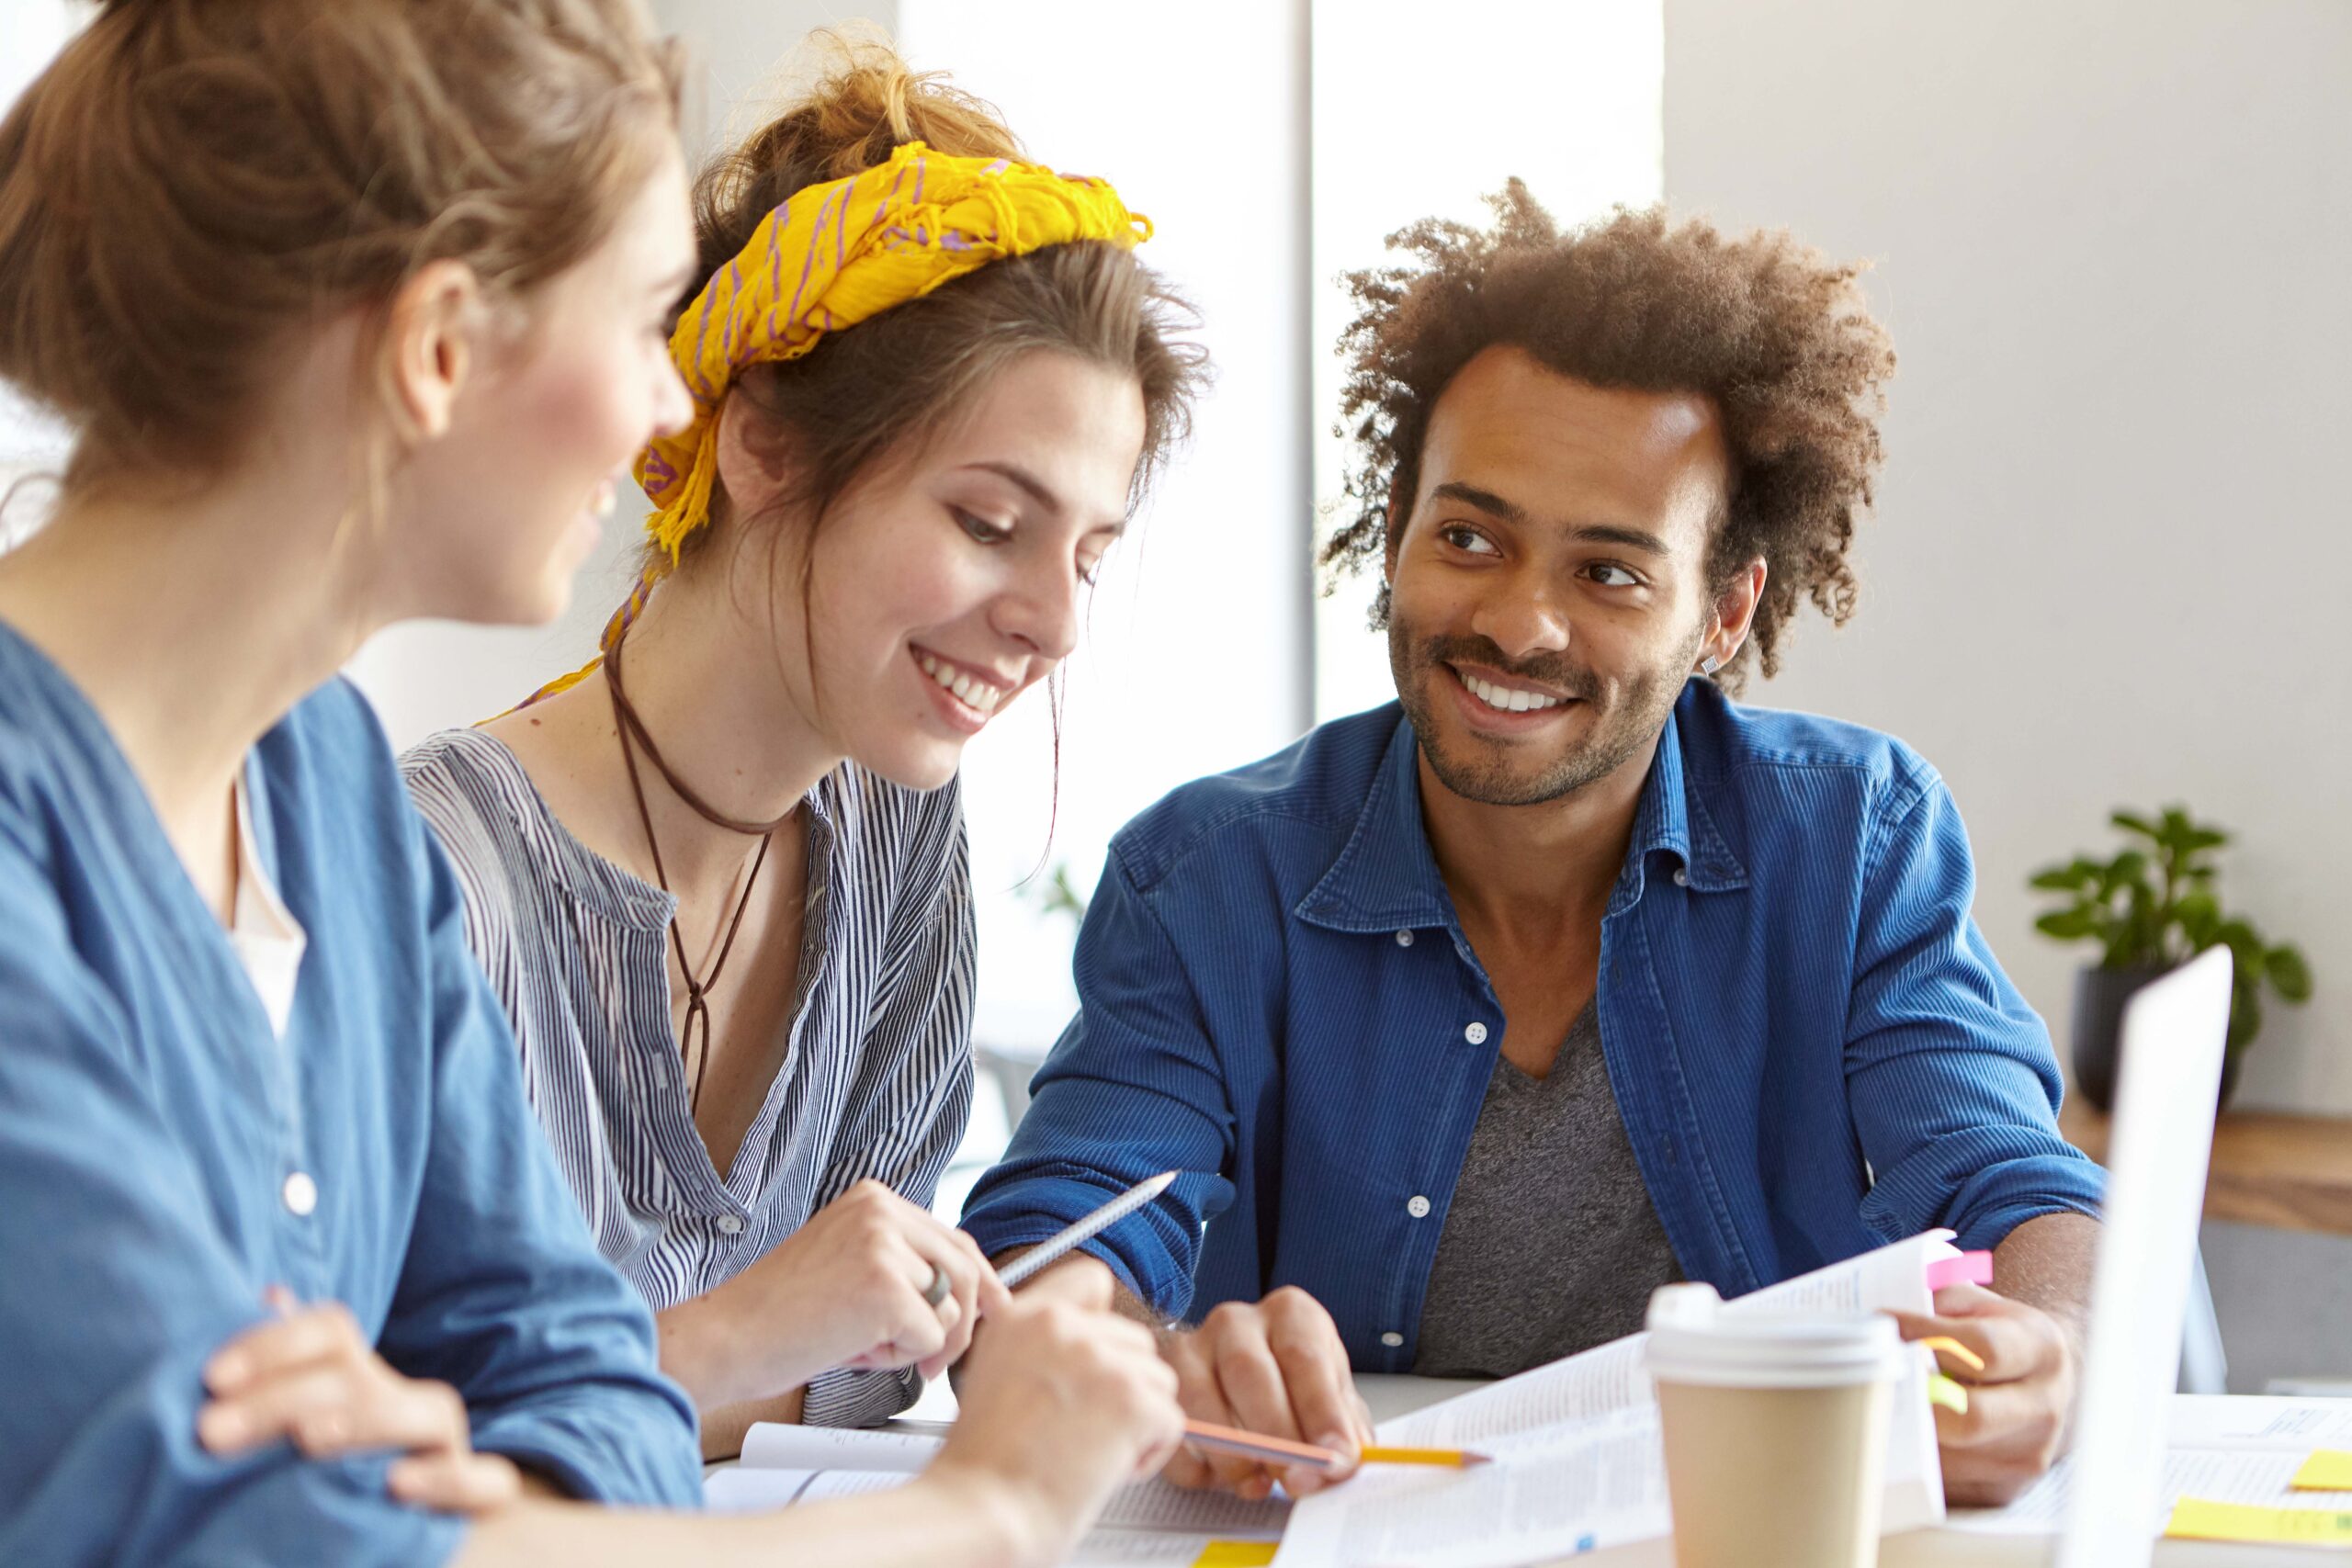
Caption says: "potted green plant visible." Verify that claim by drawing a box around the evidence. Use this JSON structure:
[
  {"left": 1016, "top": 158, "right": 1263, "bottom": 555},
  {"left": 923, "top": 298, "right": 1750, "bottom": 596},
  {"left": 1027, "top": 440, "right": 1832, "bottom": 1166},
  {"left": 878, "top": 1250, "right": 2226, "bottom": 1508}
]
[{"left": 2030, "top": 807, "right": 2312, "bottom": 1111}]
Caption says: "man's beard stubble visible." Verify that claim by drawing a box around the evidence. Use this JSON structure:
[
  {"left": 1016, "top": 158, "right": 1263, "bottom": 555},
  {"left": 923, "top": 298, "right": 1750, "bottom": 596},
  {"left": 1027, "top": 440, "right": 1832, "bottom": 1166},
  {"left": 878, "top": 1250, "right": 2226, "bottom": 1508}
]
[{"left": 1388, "top": 621, "right": 1702, "bottom": 808}]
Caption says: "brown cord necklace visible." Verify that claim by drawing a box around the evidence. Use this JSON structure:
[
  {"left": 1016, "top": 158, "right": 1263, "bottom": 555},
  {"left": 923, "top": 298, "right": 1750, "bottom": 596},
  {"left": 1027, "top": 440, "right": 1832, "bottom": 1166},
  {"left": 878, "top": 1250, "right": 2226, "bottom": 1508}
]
[{"left": 605, "top": 633, "right": 796, "bottom": 1114}]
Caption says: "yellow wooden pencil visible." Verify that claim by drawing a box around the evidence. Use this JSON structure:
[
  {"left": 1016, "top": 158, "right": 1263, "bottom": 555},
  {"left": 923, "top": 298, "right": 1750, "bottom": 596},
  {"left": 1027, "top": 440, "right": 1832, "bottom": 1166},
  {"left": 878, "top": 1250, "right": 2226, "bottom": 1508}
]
[
  {"left": 1358, "top": 1445, "right": 1491, "bottom": 1468},
  {"left": 1180, "top": 1425, "right": 1491, "bottom": 1471}
]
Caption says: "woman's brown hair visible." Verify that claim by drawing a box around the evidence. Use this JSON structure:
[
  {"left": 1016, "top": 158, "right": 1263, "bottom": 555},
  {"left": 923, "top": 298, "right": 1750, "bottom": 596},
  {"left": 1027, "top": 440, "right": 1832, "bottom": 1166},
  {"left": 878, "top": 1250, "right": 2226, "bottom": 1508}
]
[
  {"left": 671, "top": 32, "right": 1205, "bottom": 583},
  {"left": 0, "top": 0, "right": 681, "bottom": 500}
]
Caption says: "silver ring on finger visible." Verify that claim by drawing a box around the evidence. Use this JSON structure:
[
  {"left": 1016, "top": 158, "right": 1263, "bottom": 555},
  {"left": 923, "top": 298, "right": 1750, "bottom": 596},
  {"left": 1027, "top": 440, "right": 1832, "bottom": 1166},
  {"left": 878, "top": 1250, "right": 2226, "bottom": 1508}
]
[{"left": 922, "top": 1262, "right": 953, "bottom": 1309}]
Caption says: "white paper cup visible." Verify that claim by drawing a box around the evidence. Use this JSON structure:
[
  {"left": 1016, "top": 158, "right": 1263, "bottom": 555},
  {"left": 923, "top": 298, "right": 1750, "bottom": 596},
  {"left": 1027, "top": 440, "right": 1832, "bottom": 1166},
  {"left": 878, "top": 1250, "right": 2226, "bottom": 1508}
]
[{"left": 1645, "top": 1283, "right": 1898, "bottom": 1568}]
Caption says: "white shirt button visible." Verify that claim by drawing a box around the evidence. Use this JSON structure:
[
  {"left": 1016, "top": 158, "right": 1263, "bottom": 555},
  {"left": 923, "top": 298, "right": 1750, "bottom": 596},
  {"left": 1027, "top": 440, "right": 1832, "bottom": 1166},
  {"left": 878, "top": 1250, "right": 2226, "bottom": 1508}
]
[
  {"left": 1464, "top": 1021, "right": 1488, "bottom": 1045},
  {"left": 1407, "top": 1194, "right": 1431, "bottom": 1219},
  {"left": 1395, "top": 930, "right": 1415, "bottom": 947},
  {"left": 281, "top": 1171, "right": 318, "bottom": 1217},
  {"left": 1672, "top": 868, "right": 1690, "bottom": 888},
  {"left": 1381, "top": 1331, "right": 1405, "bottom": 1348},
  {"left": 716, "top": 1214, "right": 744, "bottom": 1235}
]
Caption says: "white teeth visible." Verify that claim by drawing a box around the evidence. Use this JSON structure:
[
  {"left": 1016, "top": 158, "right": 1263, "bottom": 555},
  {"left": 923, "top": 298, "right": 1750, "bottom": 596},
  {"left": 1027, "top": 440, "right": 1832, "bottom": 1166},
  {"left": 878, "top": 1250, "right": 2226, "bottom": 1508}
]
[
  {"left": 918, "top": 652, "right": 1006, "bottom": 716},
  {"left": 1462, "top": 670, "right": 1564, "bottom": 713}
]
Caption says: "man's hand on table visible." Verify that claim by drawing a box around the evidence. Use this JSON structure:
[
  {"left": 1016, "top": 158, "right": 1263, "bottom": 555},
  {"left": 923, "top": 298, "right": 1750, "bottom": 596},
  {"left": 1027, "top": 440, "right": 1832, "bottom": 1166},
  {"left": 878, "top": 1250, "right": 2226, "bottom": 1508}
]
[
  {"left": 1004, "top": 1257, "right": 1374, "bottom": 1499},
  {"left": 1156, "top": 1288, "right": 1374, "bottom": 1499},
  {"left": 1891, "top": 1281, "right": 2078, "bottom": 1506}
]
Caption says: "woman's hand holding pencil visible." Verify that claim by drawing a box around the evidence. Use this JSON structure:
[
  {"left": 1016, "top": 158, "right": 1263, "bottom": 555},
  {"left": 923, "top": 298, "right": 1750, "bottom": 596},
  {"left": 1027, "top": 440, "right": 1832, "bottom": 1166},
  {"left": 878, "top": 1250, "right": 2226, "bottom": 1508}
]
[{"left": 934, "top": 1300, "right": 1185, "bottom": 1567}]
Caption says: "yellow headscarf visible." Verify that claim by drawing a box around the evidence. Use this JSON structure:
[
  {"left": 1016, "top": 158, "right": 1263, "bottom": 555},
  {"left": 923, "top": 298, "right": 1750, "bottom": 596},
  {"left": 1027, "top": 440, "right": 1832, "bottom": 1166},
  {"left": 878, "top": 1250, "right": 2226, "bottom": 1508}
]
[{"left": 520, "top": 140, "right": 1151, "bottom": 705}]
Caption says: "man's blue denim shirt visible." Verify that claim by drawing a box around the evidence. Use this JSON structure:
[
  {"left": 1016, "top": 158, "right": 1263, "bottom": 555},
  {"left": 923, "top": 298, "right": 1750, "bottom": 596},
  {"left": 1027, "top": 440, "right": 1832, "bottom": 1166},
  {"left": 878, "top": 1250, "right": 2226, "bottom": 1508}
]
[{"left": 963, "top": 682, "right": 2104, "bottom": 1371}]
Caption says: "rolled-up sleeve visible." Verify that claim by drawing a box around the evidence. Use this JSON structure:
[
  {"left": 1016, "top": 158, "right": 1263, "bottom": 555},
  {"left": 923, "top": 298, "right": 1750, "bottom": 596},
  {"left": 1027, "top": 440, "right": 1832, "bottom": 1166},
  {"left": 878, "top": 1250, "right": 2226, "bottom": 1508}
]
[
  {"left": 0, "top": 852, "right": 466, "bottom": 1568},
  {"left": 959, "top": 846, "right": 1238, "bottom": 1320},
  {"left": 1844, "top": 772, "right": 2107, "bottom": 1253},
  {"left": 374, "top": 818, "right": 702, "bottom": 1505}
]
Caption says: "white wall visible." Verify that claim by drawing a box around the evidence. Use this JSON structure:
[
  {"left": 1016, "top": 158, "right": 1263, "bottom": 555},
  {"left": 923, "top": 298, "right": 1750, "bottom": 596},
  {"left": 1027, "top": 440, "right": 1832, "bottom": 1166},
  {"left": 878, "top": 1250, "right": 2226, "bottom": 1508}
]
[
  {"left": 894, "top": 0, "right": 1315, "bottom": 1051},
  {"left": 1663, "top": 0, "right": 2352, "bottom": 1112}
]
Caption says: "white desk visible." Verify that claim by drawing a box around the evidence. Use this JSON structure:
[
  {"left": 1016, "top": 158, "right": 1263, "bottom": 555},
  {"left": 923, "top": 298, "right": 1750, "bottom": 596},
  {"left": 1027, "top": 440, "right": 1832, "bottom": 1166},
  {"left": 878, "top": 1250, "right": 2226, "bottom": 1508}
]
[
  {"left": 803, "top": 1375, "right": 2323, "bottom": 1564},
  {"left": 1352, "top": 1374, "right": 2320, "bottom": 1567}
]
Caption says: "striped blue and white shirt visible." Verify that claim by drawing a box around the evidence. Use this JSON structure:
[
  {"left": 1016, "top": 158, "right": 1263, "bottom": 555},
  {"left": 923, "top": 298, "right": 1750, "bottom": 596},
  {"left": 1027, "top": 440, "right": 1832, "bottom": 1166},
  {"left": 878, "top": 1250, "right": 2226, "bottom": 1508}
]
[{"left": 402, "top": 728, "right": 976, "bottom": 1427}]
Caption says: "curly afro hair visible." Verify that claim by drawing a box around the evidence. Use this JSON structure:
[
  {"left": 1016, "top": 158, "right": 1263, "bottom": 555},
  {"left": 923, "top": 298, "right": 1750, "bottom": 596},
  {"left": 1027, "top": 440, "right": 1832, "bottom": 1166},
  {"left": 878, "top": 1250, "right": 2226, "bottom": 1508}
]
[{"left": 1323, "top": 185, "right": 1896, "bottom": 684}]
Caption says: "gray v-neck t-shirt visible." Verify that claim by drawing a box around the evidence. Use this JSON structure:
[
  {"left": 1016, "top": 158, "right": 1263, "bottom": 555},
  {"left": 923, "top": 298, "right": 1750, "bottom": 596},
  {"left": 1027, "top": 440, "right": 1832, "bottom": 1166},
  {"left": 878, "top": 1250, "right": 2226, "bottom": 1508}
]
[{"left": 1412, "top": 1000, "right": 1683, "bottom": 1379}]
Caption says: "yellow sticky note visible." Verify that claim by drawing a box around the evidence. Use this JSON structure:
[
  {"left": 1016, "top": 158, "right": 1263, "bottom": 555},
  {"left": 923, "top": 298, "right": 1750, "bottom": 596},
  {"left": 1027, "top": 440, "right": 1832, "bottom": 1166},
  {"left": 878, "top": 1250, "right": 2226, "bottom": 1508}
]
[
  {"left": 1192, "top": 1543, "right": 1280, "bottom": 1568},
  {"left": 2295, "top": 1450, "right": 2352, "bottom": 1491},
  {"left": 2165, "top": 1497, "right": 2352, "bottom": 1544},
  {"left": 1927, "top": 1374, "right": 1970, "bottom": 1415}
]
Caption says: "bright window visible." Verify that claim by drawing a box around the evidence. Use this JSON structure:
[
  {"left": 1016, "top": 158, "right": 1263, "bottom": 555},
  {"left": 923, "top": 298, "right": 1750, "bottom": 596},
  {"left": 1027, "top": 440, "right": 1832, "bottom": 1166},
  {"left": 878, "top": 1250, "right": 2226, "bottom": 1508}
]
[{"left": 1310, "top": 0, "right": 1664, "bottom": 722}]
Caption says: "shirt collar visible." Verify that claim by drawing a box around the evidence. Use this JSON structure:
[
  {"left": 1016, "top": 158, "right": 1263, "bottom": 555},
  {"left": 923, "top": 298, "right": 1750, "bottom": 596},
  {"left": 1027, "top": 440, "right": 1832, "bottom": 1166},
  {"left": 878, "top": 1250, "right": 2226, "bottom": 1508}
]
[
  {"left": 1611, "top": 699, "right": 1750, "bottom": 914},
  {"left": 1294, "top": 715, "right": 1461, "bottom": 935},
  {"left": 1295, "top": 688, "right": 1748, "bottom": 936}
]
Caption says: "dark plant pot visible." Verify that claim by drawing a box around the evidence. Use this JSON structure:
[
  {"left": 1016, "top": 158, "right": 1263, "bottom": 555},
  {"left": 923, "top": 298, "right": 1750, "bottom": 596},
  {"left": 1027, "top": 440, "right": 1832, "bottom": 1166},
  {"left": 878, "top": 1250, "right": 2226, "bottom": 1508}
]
[
  {"left": 2070, "top": 964, "right": 2169, "bottom": 1112},
  {"left": 2070, "top": 962, "right": 2248, "bottom": 1116}
]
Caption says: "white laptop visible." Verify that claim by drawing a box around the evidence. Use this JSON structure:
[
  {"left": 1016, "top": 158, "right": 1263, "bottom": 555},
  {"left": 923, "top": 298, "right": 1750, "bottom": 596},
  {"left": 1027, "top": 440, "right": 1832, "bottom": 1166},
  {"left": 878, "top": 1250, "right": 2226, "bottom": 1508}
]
[{"left": 2054, "top": 945, "right": 2233, "bottom": 1568}]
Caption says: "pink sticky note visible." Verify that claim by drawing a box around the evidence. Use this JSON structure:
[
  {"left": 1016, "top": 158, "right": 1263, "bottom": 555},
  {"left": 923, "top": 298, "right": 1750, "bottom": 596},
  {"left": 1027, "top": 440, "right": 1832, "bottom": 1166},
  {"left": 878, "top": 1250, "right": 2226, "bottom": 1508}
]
[{"left": 1926, "top": 1251, "right": 1995, "bottom": 1292}]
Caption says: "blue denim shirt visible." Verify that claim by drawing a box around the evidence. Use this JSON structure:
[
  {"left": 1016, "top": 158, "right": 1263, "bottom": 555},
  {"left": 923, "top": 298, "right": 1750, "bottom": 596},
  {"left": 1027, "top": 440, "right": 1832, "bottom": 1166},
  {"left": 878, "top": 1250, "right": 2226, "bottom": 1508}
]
[
  {"left": 963, "top": 682, "right": 2103, "bottom": 1371},
  {"left": 0, "top": 624, "right": 701, "bottom": 1566}
]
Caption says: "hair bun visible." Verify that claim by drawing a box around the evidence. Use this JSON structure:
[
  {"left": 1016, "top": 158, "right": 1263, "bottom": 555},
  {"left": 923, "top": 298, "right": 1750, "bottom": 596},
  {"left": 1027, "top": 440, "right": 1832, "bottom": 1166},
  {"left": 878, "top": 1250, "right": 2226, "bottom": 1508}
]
[
  {"left": 690, "top": 29, "right": 1021, "bottom": 278},
  {"left": 786, "top": 29, "right": 1020, "bottom": 183}
]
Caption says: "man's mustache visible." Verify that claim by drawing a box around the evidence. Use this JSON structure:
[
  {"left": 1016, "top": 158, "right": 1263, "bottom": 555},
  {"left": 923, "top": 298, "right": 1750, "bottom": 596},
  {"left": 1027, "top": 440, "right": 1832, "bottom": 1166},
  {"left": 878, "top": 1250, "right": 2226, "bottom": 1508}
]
[{"left": 1413, "top": 635, "right": 1599, "bottom": 701}]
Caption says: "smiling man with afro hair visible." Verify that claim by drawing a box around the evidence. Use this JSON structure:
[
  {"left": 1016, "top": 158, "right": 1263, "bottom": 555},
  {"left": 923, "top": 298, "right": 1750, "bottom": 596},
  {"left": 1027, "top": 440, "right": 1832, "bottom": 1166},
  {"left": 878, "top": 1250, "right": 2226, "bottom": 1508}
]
[
  {"left": 1324, "top": 184, "right": 1894, "bottom": 685},
  {"left": 964, "top": 186, "right": 2101, "bottom": 1514}
]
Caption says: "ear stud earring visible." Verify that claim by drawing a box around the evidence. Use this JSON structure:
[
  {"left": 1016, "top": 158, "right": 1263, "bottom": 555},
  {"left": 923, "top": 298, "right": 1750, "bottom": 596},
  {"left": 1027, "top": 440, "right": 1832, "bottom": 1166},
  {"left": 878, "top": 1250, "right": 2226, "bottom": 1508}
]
[{"left": 1698, "top": 654, "right": 1721, "bottom": 676}]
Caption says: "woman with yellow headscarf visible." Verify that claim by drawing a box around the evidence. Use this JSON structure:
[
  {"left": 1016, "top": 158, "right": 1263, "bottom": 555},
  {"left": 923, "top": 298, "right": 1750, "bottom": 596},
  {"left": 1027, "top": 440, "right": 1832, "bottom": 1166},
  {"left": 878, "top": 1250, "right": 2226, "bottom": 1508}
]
[{"left": 400, "top": 33, "right": 1204, "bottom": 1463}]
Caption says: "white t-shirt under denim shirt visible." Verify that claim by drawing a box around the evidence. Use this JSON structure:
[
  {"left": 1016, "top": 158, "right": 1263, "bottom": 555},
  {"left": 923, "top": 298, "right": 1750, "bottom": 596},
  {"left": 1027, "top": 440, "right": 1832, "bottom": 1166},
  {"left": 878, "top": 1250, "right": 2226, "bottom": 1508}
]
[{"left": 228, "top": 773, "right": 306, "bottom": 1040}]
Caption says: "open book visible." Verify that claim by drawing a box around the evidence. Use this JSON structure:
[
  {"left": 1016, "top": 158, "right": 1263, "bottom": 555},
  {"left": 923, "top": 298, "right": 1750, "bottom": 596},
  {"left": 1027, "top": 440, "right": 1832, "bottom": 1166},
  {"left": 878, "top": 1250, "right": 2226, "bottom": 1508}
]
[
  {"left": 1272, "top": 1230, "right": 1962, "bottom": 1568},
  {"left": 707, "top": 1422, "right": 1291, "bottom": 1566}
]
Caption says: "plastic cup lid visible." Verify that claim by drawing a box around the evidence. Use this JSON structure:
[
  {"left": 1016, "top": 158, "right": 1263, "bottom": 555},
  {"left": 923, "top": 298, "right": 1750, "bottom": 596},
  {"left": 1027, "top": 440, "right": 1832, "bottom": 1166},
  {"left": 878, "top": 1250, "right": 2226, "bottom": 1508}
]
[{"left": 1644, "top": 1282, "right": 1901, "bottom": 1389}]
